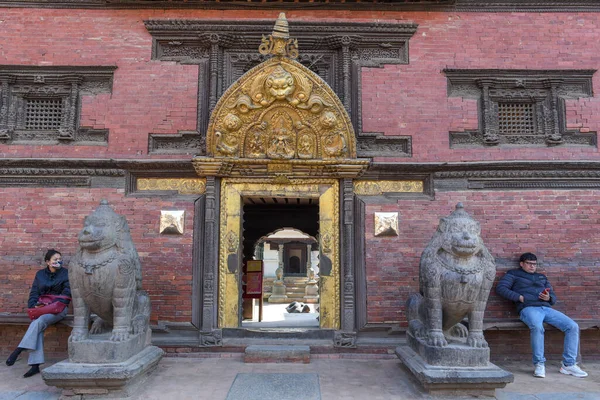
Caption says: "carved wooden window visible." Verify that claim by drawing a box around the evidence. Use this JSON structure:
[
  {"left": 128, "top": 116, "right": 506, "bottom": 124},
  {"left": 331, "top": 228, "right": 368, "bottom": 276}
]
[
  {"left": 0, "top": 66, "right": 116, "bottom": 145},
  {"left": 444, "top": 70, "right": 597, "bottom": 147}
]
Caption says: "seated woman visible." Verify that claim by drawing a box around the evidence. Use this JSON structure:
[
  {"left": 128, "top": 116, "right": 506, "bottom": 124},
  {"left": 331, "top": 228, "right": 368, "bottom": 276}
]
[{"left": 5, "top": 249, "right": 71, "bottom": 378}]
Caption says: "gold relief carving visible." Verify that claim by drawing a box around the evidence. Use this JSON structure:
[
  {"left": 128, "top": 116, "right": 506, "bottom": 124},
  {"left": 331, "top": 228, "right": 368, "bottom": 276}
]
[
  {"left": 258, "top": 13, "right": 299, "bottom": 59},
  {"left": 374, "top": 212, "right": 399, "bottom": 237},
  {"left": 267, "top": 163, "right": 292, "bottom": 173},
  {"left": 320, "top": 111, "right": 347, "bottom": 157},
  {"left": 137, "top": 178, "right": 206, "bottom": 194},
  {"left": 159, "top": 210, "right": 185, "bottom": 235},
  {"left": 354, "top": 180, "right": 424, "bottom": 195},
  {"left": 272, "top": 175, "right": 291, "bottom": 185},
  {"left": 215, "top": 114, "right": 242, "bottom": 156},
  {"left": 226, "top": 231, "right": 238, "bottom": 253},
  {"left": 207, "top": 18, "right": 356, "bottom": 163},
  {"left": 321, "top": 232, "right": 332, "bottom": 254}
]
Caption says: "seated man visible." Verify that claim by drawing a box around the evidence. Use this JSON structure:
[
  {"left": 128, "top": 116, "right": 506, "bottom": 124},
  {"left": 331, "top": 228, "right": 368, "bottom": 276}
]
[{"left": 496, "top": 252, "right": 587, "bottom": 378}]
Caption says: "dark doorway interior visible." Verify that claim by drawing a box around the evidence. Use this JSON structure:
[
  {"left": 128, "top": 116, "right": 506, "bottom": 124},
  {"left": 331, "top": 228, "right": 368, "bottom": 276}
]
[{"left": 241, "top": 200, "right": 319, "bottom": 263}]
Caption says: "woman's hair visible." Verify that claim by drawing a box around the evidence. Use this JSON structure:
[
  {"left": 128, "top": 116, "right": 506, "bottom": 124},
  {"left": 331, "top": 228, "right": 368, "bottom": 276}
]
[{"left": 44, "top": 249, "right": 61, "bottom": 262}]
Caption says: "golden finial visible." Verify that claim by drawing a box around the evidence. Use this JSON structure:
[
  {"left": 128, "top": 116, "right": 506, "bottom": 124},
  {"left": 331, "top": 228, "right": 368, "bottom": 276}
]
[{"left": 258, "top": 13, "right": 299, "bottom": 59}]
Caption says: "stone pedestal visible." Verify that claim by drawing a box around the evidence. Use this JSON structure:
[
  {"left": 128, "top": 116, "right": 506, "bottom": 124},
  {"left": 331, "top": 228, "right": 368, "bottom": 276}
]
[
  {"left": 43, "top": 345, "right": 164, "bottom": 399},
  {"left": 396, "top": 338, "right": 513, "bottom": 397},
  {"left": 68, "top": 330, "right": 151, "bottom": 363},
  {"left": 268, "top": 281, "right": 289, "bottom": 303},
  {"left": 303, "top": 279, "right": 319, "bottom": 304}
]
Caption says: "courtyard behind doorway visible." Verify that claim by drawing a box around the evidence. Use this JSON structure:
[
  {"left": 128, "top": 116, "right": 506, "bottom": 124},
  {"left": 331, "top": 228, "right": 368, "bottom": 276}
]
[{"left": 241, "top": 201, "right": 320, "bottom": 329}]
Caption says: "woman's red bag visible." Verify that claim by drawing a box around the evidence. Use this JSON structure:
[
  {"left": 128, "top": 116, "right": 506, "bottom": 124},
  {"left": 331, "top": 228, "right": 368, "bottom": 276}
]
[{"left": 27, "top": 295, "right": 71, "bottom": 320}]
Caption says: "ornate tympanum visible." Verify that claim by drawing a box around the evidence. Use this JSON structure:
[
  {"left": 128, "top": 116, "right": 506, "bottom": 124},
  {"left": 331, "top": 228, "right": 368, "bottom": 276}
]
[{"left": 195, "top": 13, "right": 368, "bottom": 179}]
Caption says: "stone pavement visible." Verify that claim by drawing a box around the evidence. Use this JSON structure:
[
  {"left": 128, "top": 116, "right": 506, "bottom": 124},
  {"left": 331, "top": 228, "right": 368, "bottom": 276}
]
[{"left": 1, "top": 354, "right": 599, "bottom": 400}]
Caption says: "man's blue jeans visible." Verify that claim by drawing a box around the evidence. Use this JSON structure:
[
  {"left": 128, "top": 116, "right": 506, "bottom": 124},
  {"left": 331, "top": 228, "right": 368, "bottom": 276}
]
[{"left": 519, "top": 306, "right": 580, "bottom": 366}]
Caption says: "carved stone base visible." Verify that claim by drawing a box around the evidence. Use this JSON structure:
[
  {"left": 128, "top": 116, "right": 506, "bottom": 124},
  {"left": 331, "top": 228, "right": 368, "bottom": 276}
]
[
  {"left": 396, "top": 346, "right": 513, "bottom": 397},
  {"left": 268, "top": 295, "right": 290, "bottom": 303},
  {"left": 269, "top": 283, "right": 288, "bottom": 303},
  {"left": 406, "top": 330, "right": 489, "bottom": 367},
  {"left": 42, "top": 345, "right": 164, "bottom": 399},
  {"left": 68, "top": 329, "right": 151, "bottom": 363},
  {"left": 303, "top": 295, "right": 319, "bottom": 304}
]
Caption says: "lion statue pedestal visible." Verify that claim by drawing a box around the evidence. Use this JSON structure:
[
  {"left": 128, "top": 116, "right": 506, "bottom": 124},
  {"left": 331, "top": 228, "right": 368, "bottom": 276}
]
[
  {"left": 395, "top": 203, "right": 513, "bottom": 397},
  {"left": 42, "top": 201, "right": 164, "bottom": 398}
]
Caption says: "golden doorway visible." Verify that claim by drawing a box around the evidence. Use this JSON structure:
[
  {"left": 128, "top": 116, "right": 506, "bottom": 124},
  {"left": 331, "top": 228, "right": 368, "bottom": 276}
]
[{"left": 218, "top": 179, "right": 339, "bottom": 329}]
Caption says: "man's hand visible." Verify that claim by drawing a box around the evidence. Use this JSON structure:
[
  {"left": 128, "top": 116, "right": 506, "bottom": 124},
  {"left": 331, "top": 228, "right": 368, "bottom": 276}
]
[
  {"left": 539, "top": 289, "right": 550, "bottom": 301},
  {"left": 519, "top": 295, "right": 524, "bottom": 303}
]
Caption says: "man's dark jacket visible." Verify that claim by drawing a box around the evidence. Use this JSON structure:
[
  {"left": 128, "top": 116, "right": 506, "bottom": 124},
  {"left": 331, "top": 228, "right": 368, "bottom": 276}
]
[
  {"left": 496, "top": 268, "right": 556, "bottom": 314},
  {"left": 27, "top": 267, "right": 71, "bottom": 308}
]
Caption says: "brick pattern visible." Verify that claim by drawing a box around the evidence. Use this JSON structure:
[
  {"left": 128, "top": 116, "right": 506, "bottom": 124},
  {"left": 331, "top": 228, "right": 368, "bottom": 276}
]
[
  {"left": 487, "top": 330, "right": 600, "bottom": 363},
  {"left": 365, "top": 190, "right": 600, "bottom": 326},
  {"left": 0, "top": 188, "right": 195, "bottom": 324},
  {"left": 0, "top": 11, "right": 596, "bottom": 160}
]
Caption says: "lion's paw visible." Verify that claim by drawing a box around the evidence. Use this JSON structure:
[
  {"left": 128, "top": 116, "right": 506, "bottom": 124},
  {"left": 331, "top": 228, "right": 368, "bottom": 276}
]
[
  {"left": 90, "top": 317, "right": 107, "bottom": 334},
  {"left": 132, "top": 315, "right": 147, "bottom": 335},
  {"left": 448, "top": 323, "right": 469, "bottom": 338},
  {"left": 427, "top": 330, "right": 448, "bottom": 347},
  {"left": 467, "top": 332, "right": 488, "bottom": 348},
  {"left": 110, "top": 328, "right": 130, "bottom": 342},
  {"left": 69, "top": 329, "right": 89, "bottom": 342}
]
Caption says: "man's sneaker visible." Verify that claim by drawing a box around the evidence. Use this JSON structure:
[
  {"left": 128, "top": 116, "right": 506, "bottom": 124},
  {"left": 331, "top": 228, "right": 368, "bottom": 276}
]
[
  {"left": 560, "top": 363, "right": 588, "bottom": 378},
  {"left": 534, "top": 363, "right": 545, "bottom": 378}
]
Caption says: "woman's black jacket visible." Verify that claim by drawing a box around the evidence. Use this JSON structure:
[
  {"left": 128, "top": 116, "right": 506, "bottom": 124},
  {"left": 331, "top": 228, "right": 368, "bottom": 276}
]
[{"left": 27, "top": 267, "right": 71, "bottom": 308}]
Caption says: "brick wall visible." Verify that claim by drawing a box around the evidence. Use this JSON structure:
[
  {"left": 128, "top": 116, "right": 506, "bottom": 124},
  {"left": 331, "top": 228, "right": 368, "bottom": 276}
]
[
  {"left": 487, "top": 330, "right": 600, "bottom": 362},
  {"left": 365, "top": 190, "right": 600, "bottom": 326},
  {"left": 0, "top": 10, "right": 598, "bottom": 161},
  {"left": 0, "top": 188, "right": 195, "bottom": 323}
]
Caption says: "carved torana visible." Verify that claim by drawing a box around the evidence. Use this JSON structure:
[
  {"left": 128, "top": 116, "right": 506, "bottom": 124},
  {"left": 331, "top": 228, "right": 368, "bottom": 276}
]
[
  {"left": 145, "top": 18, "right": 417, "bottom": 157},
  {"left": 193, "top": 14, "right": 369, "bottom": 180}
]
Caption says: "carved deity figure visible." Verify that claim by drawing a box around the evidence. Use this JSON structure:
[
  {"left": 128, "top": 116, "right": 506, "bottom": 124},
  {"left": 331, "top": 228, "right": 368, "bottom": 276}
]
[
  {"left": 215, "top": 113, "right": 242, "bottom": 156},
  {"left": 266, "top": 112, "right": 296, "bottom": 159},
  {"left": 69, "top": 200, "right": 150, "bottom": 343},
  {"left": 406, "top": 203, "right": 496, "bottom": 348}
]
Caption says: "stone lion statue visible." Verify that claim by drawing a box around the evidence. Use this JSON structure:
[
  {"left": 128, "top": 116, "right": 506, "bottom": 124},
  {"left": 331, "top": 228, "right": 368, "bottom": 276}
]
[
  {"left": 69, "top": 200, "right": 150, "bottom": 342},
  {"left": 406, "top": 203, "right": 495, "bottom": 348}
]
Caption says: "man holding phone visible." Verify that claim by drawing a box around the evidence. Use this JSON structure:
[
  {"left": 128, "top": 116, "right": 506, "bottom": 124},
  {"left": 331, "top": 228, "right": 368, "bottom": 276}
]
[{"left": 496, "top": 252, "right": 587, "bottom": 379}]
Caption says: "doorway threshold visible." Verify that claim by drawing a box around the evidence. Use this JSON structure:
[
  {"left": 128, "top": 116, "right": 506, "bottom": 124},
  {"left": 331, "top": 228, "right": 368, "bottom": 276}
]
[{"left": 223, "top": 327, "right": 334, "bottom": 341}]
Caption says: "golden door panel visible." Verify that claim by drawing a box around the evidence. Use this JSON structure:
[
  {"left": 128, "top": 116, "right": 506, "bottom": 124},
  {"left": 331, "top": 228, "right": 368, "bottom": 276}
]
[{"left": 218, "top": 179, "right": 339, "bottom": 329}]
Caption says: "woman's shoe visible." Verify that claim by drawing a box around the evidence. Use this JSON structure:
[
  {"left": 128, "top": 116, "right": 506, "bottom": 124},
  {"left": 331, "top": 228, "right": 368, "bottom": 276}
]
[
  {"left": 23, "top": 364, "right": 40, "bottom": 378},
  {"left": 5, "top": 347, "right": 23, "bottom": 366}
]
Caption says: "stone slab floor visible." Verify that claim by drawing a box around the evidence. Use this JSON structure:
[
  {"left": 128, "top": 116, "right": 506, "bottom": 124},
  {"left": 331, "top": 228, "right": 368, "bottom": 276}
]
[{"left": 1, "top": 356, "right": 599, "bottom": 400}]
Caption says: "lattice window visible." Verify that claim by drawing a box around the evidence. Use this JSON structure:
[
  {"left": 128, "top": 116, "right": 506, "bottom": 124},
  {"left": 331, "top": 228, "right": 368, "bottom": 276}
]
[
  {"left": 25, "top": 99, "right": 64, "bottom": 130},
  {"left": 497, "top": 102, "right": 535, "bottom": 135},
  {"left": 444, "top": 69, "right": 596, "bottom": 147}
]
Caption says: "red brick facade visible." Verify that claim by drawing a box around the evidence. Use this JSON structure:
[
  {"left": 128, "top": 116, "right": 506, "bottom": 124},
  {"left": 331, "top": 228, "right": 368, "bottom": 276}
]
[{"left": 0, "top": 6, "right": 599, "bottom": 358}]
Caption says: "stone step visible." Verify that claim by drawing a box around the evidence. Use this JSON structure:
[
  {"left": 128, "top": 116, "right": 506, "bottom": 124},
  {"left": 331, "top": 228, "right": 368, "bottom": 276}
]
[
  {"left": 285, "top": 287, "right": 306, "bottom": 294},
  {"left": 244, "top": 344, "right": 310, "bottom": 363}
]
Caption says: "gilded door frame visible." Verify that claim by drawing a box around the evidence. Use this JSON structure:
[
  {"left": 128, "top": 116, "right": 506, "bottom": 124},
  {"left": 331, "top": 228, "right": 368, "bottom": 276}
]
[{"left": 218, "top": 178, "right": 340, "bottom": 329}]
